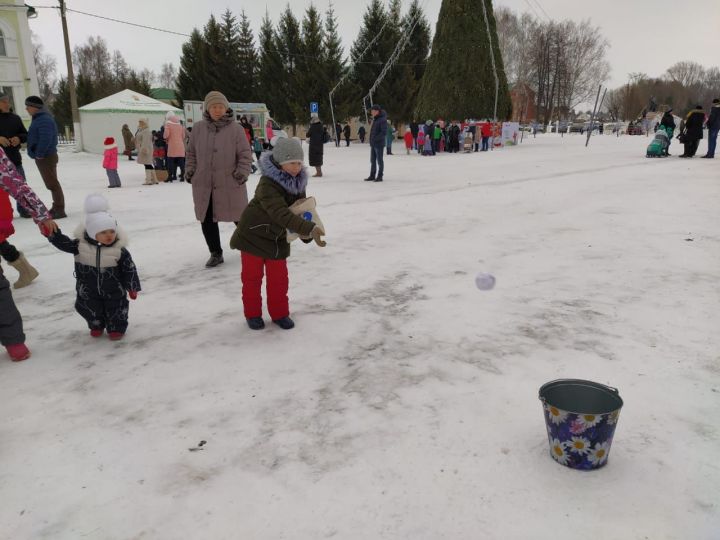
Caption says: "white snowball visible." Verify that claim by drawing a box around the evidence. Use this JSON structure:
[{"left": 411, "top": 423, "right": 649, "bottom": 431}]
[{"left": 475, "top": 272, "right": 496, "bottom": 290}]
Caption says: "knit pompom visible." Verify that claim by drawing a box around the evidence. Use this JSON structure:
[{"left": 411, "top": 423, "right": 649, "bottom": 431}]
[{"left": 84, "top": 194, "right": 109, "bottom": 214}]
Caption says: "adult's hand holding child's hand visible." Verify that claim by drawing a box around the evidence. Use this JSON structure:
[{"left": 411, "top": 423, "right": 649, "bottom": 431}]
[{"left": 39, "top": 219, "right": 58, "bottom": 236}]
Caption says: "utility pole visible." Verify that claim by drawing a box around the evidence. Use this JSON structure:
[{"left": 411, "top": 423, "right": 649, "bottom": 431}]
[{"left": 59, "top": 0, "right": 82, "bottom": 151}]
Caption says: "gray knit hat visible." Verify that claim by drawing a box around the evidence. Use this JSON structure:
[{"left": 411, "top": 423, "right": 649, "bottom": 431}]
[
  {"left": 272, "top": 137, "right": 304, "bottom": 165},
  {"left": 203, "top": 90, "right": 229, "bottom": 111}
]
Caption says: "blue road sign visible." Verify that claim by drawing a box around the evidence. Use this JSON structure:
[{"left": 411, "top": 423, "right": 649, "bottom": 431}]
[{"left": 310, "top": 102, "right": 319, "bottom": 114}]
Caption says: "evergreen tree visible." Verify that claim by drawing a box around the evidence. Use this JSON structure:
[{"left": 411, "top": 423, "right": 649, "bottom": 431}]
[
  {"left": 415, "top": 0, "right": 511, "bottom": 120},
  {"left": 298, "top": 4, "right": 325, "bottom": 122},
  {"left": 322, "top": 2, "right": 350, "bottom": 122},
  {"left": 275, "top": 6, "right": 303, "bottom": 127},
  {"left": 237, "top": 10, "right": 258, "bottom": 101},
  {"left": 257, "top": 12, "right": 287, "bottom": 125},
  {"left": 177, "top": 29, "right": 208, "bottom": 103},
  {"left": 349, "top": 0, "right": 392, "bottom": 112},
  {"left": 202, "top": 16, "right": 225, "bottom": 94},
  {"left": 399, "top": 0, "right": 431, "bottom": 121},
  {"left": 218, "top": 9, "right": 243, "bottom": 98}
]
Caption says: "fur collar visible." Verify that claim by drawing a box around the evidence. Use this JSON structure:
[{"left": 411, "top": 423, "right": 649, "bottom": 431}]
[
  {"left": 74, "top": 223, "right": 128, "bottom": 249},
  {"left": 258, "top": 152, "right": 308, "bottom": 195}
]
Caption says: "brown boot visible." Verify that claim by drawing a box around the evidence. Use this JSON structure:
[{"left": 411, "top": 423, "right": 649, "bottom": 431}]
[
  {"left": 313, "top": 166, "right": 323, "bottom": 178},
  {"left": 8, "top": 253, "right": 39, "bottom": 289}
]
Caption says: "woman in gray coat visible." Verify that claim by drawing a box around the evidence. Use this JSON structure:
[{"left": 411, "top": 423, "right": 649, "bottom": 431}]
[
  {"left": 186, "top": 91, "right": 253, "bottom": 268},
  {"left": 135, "top": 119, "right": 157, "bottom": 185}
]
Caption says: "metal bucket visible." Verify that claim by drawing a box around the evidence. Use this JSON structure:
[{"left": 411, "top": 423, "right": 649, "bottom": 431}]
[{"left": 539, "top": 379, "right": 623, "bottom": 470}]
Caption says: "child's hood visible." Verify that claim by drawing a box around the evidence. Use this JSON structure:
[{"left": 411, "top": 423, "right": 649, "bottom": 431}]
[{"left": 258, "top": 152, "right": 308, "bottom": 195}]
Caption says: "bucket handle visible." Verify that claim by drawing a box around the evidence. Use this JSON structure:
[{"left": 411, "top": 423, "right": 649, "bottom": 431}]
[{"left": 538, "top": 379, "right": 620, "bottom": 404}]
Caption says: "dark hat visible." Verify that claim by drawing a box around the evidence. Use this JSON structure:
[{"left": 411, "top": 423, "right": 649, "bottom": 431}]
[
  {"left": 25, "top": 95, "right": 44, "bottom": 108},
  {"left": 695, "top": 104, "right": 703, "bottom": 109},
  {"left": 371, "top": 104, "right": 381, "bottom": 111},
  {"left": 713, "top": 98, "right": 719, "bottom": 104}
]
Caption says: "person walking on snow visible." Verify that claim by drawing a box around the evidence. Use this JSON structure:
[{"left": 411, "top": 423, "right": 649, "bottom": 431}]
[
  {"left": 230, "top": 137, "right": 326, "bottom": 331},
  {"left": 186, "top": 91, "right": 253, "bottom": 268},
  {"left": 164, "top": 112, "right": 187, "bottom": 181},
  {"left": 0, "top": 147, "right": 57, "bottom": 361},
  {"left": 306, "top": 115, "right": 324, "bottom": 178},
  {"left": 403, "top": 127, "right": 413, "bottom": 155},
  {"left": 660, "top": 109, "right": 676, "bottom": 156},
  {"left": 25, "top": 96, "right": 66, "bottom": 219},
  {"left": 135, "top": 119, "right": 157, "bottom": 184},
  {"left": 386, "top": 120, "right": 395, "bottom": 155},
  {"left": 679, "top": 105, "right": 705, "bottom": 158},
  {"left": 364, "top": 104, "right": 387, "bottom": 182},
  {"left": 702, "top": 98, "right": 719, "bottom": 158},
  {"left": 121, "top": 123, "right": 135, "bottom": 161},
  {"left": 46, "top": 194, "right": 141, "bottom": 341}
]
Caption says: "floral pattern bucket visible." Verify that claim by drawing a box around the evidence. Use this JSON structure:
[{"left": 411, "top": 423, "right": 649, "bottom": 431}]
[{"left": 539, "top": 379, "right": 623, "bottom": 470}]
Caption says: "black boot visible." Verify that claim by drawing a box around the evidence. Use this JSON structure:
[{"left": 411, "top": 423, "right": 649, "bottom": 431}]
[
  {"left": 364, "top": 176, "right": 375, "bottom": 181},
  {"left": 247, "top": 317, "right": 265, "bottom": 330},
  {"left": 374, "top": 176, "right": 383, "bottom": 182},
  {"left": 205, "top": 252, "right": 224, "bottom": 268},
  {"left": 272, "top": 316, "right": 295, "bottom": 330}
]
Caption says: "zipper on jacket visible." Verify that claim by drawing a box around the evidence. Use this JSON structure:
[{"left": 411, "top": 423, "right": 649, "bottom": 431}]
[{"left": 95, "top": 244, "right": 102, "bottom": 294}]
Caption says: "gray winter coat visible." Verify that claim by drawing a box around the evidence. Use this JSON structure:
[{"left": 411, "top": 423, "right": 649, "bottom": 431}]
[
  {"left": 186, "top": 113, "right": 253, "bottom": 222},
  {"left": 134, "top": 125, "right": 153, "bottom": 165}
]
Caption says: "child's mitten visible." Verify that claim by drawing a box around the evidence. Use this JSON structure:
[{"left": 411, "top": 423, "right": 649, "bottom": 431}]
[{"left": 128, "top": 290, "right": 138, "bottom": 300}]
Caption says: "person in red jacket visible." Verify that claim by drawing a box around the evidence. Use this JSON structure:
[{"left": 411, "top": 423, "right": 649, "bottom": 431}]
[
  {"left": 403, "top": 127, "right": 414, "bottom": 155},
  {"left": 102, "top": 137, "right": 121, "bottom": 188},
  {"left": 480, "top": 121, "right": 492, "bottom": 151},
  {"left": 0, "top": 189, "right": 39, "bottom": 289},
  {"left": 0, "top": 147, "right": 57, "bottom": 361}
]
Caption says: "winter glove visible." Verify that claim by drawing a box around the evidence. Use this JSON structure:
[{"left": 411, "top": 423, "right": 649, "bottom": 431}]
[
  {"left": 128, "top": 290, "right": 138, "bottom": 300},
  {"left": 310, "top": 225, "right": 326, "bottom": 247},
  {"left": 232, "top": 170, "right": 248, "bottom": 185},
  {"left": 0, "top": 219, "right": 14, "bottom": 239}
]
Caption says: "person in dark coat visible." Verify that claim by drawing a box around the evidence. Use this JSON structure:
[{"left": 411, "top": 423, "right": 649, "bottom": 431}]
[
  {"left": 364, "top": 104, "right": 387, "bottom": 182},
  {"left": 660, "top": 108, "right": 676, "bottom": 155},
  {"left": 306, "top": 116, "right": 324, "bottom": 177},
  {"left": 679, "top": 105, "right": 705, "bottom": 158},
  {"left": 702, "top": 98, "right": 719, "bottom": 158},
  {"left": 25, "top": 96, "right": 65, "bottom": 219},
  {"left": 343, "top": 124, "right": 351, "bottom": 147},
  {"left": 121, "top": 124, "right": 135, "bottom": 161},
  {"left": 0, "top": 94, "right": 30, "bottom": 217},
  {"left": 335, "top": 122, "right": 342, "bottom": 147},
  {"left": 410, "top": 122, "right": 419, "bottom": 150},
  {"left": 357, "top": 125, "right": 366, "bottom": 143}
]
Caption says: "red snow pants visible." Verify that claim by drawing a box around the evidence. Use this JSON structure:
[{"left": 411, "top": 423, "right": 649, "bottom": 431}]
[{"left": 240, "top": 251, "right": 289, "bottom": 320}]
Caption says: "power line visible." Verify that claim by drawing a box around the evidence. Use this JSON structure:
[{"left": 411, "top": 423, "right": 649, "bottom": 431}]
[
  {"left": 64, "top": 7, "right": 192, "bottom": 37},
  {"left": 531, "top": 0, "right": 551, "bottom": 21},
  {"left": 522, "top": 0, "right": 541, "bottom": 19}
]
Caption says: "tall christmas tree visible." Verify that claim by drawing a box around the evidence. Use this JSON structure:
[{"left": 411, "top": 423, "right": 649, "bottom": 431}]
[{"left": 415, "top": 0, "right": 511, "bottom": 120}]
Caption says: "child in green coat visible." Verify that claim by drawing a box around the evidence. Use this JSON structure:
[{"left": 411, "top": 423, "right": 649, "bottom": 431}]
[{"left": 230, "top": 138, "right": 325, "bottom": 330}]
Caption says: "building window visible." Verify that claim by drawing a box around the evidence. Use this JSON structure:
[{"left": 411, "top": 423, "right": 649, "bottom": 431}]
[{"left": 0, "top": 30, "right": 6, "bottom": 57}]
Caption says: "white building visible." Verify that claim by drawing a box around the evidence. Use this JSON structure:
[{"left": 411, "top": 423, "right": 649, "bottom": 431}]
[{"left": 0, "top": 0, "right": 39, "bottom": 123}]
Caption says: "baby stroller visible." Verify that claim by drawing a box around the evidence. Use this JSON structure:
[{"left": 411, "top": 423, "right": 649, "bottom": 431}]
[{"left": 646, "top": 126, "right": 672, "bottom": 157}]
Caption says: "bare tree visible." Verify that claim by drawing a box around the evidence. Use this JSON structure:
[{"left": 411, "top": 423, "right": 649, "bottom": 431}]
[
  {"left": 158, "top": 63, "right": 177, "bottom": 89},
  {"left": 31, "top": 32, "right": 57, "bottom": 104},
  {"left": 665, "top": 61, "right": 706, "bottom": 87}
]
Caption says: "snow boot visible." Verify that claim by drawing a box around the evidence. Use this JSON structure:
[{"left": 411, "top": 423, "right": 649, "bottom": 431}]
[
  {"left": 90, "top": 328, "right": 103, "bottom": 337},
  {"left": 374, "top": 176, "right": 383, "bottom": 182},
  {"left": 272, "top": 316, "right": 295, "bottom": 330},
  {"left": 108, "top": 332, "right": 124, "bottom": 341},
  {"left": 150, "top": 170, "right": 159, "bottom": 184},
  {"left": 313, "top": 167, "right": 323, "bottom": 178},
  {"left": 142, "top": 170, "right": 153, "bottom": 185},
  {"left": 364, "top": 176, "right": 375, "bottom": 181},
  {"left": 8, "top": 253, "right": 39, "bottom": 289},
  {"left": 205, "top": 252, "right": 224, "bottom": 268},
  {"left": 247, "top": 317, "right": 265, "bottom": 330},
  {"left": 6, "top": 343, "right": 30, "bottom": 361}
]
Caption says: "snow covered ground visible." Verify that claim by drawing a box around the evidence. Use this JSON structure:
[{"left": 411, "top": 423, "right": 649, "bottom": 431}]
[{"left": 1, "top": 132, "right": 719, "bottom": 539}]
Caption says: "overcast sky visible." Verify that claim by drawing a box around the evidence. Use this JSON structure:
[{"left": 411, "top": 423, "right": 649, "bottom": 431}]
[{"left": 29, "top": 0, "right": 720, "bottom": 92}]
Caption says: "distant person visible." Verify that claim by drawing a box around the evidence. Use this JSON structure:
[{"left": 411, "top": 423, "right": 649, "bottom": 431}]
[
  {"left": 121, "top": 123, "right": 135, "bottom": 161},
  {"left": 702, "top": 98, "right": 719, "bottom": 158},
  {"left": 386, "top": 120, "right": 395, "bottom": 155},
  {"left": 25, "top": 96, "right": 66, "bottom": 219},
  {"left": 335, "top": 122, "right": 342, "bottom": 147},
  {"left": 102, "top": 137, "right": 121, "bottom": 188},
  {"left": 480, "top": 121, "right": 491, "bottom": 151},
  {"left": 0, "top": 93, "right": 30, "bottom": 218},
  {"left": 660, "top": 108, "right": 676, "bottom": 155},
  {"left": 306, "top": 115, "right": 324, "bottom": 177},
  {"left": 364, "top": 104, "right": 387, "bottom": 182},
  {"left": 135, "top": 119, "right": 157, "bottom": 185},
  {"left": 357, "top": 125, "right": 366, "bottom": 144},
  {"left": 410, "top": 121, "right": 419, "bottom": 150},
  {"left": 679, "top": 105, "right": 704, "bottom": 158},
  {"left": 403, "top": 126, "right": 413, "bottom": 154},
  {"left": 186, "top": 90, "right": 253, "bottom": 268},
  {"left": 164, "top": 112, "right": 187, "bottom": 181},
  {"left": 343, "top": 124, "right": 351, "bottom": 147}
]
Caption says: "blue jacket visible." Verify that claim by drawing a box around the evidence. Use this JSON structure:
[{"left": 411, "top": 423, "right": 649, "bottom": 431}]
[
  {"left": 369, "top": 110, "right": 387, "bottom": 146},
  {"left": 26, "top": 109, "right": 58, "bottom": 159}
]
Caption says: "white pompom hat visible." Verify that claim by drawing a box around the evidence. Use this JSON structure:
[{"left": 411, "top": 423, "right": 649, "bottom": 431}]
[{"left": 84, "top": 194, "right": 117, "bottom": 239}]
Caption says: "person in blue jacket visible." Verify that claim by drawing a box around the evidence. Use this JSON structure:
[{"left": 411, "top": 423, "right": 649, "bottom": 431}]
[
  {"left": 25, "top": 95, "right": 65, "bottom": 219},
  {"left": 364, "top": 104, "right": 387, "bottom": 183}
]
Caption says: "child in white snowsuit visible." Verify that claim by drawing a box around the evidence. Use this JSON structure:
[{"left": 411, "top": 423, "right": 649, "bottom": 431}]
[{"left": 47, "top": 194, "right": 141, "bottom": 340}]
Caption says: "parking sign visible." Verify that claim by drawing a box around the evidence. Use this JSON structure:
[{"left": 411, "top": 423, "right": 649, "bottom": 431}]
[{"left": 310, "top": 102, "right": 319, "bottom": 114}]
